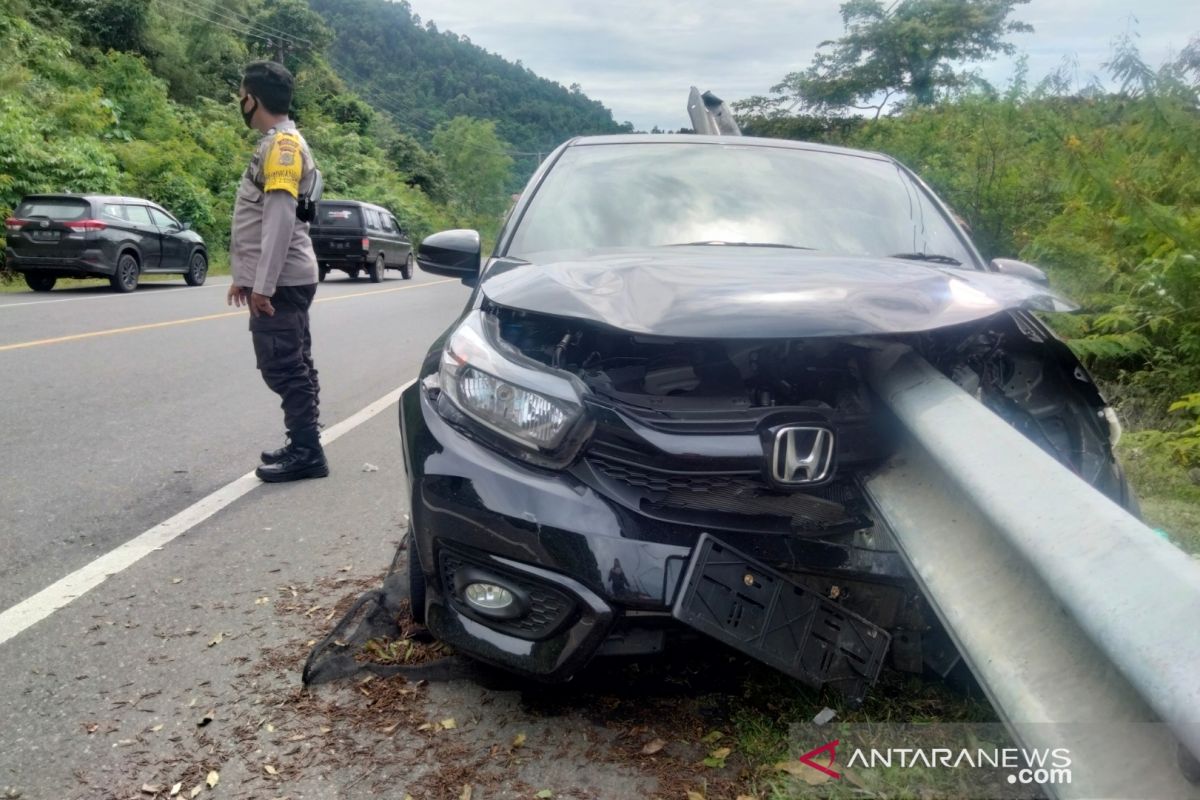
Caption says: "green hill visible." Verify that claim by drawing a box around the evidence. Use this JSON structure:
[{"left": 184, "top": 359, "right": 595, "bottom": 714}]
[
  {"left": 0, "top": 0, "right": 629, "bottom": 262},
  {"left": 309, "top": 0, "right": 633, "bottom": 166}
]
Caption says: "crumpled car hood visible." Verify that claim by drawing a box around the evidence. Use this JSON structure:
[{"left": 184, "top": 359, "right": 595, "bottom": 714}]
[{"left": 480, "top": 248, "right": 1075, "bottom": 338}]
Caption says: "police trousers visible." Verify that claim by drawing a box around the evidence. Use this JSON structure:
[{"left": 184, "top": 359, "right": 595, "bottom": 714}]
[{"left": 249, "top": 284, "right": 320, "bottom": 447}]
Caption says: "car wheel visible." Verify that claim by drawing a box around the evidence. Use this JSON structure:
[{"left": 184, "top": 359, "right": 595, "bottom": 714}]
[
  {"left": 110, "top": 253, "right": 139, "bottom": 293},
  {"left": 402, "top": 253, "right": 414, "bottom": 280},
  {"left": 318, "top": 267, "right": 328, "bottom": 283},
  {"left": 24, "top": 274, "right": 56, "bottom": 292},
  {"left": 407, "top": 533, "right": 426, "bottom": 625},
  {"left": 184, "top": 251, "right": 208, "bottom": 286},
  {"left": 370, "top": 254, "right": 385, "bottom": 283}
]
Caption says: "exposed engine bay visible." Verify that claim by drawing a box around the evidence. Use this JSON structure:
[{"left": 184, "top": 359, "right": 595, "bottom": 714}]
[{"left": 492, "top": 303, "right": 1116, "bottom": 488}]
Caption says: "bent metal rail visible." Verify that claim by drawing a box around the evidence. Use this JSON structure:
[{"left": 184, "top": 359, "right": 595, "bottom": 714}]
[{"left": 863, "top": 347, "right": 1200, "bottom": 800}]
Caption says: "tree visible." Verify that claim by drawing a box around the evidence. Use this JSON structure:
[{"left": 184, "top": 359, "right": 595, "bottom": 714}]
[
  {"left": 431, "top": 116, "right": 513, "bottom": 225},
  {"left": 774, "top": 0, "right": 1032, "bottom": 116}
]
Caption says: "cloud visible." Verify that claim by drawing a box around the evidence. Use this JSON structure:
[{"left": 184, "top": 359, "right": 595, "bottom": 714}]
[{"left": 409, "top": 0, "right": 1200, "bottom": 131}]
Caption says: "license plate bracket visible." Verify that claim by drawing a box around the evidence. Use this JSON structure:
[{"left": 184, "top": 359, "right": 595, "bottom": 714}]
[{"left": 671, "top": 533, "right": 890, "bottom": 704}]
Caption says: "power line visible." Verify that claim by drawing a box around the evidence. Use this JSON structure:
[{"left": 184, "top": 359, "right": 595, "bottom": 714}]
[
  {"left": 157, "top": 0, "right": 560, "bottom": 160},
  {"left": 197, "top": 0, "right": 312, "bottom": 47},
  {"left": 156, "top": 0, "right": 278, "bottom": 46}
]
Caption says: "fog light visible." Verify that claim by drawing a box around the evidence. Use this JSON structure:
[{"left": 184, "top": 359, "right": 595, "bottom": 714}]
[{"left": 464, "top": 582, "right": 515, "bottom": 612}]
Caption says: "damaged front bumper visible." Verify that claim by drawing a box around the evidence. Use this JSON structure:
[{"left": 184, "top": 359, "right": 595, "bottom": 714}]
[{"left": 401, "top": 382, "right": 904, "bottom": 702}]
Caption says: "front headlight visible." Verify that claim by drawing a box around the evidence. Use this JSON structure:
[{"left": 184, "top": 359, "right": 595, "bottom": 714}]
[{"left": 438, "top": 311, "right": 589, "bottom": 464}]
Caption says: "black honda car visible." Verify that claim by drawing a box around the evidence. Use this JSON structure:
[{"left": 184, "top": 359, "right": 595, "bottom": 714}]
[{"left": 399, "top": 134, "right": 1134, "bottom": 702}]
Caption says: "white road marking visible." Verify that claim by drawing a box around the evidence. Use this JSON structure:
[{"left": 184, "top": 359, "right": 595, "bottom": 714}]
[
  {"left": 0, "top": 280, "right": 231, "bottom": 308},
  {"left": 0, "top": 378, "right": 418, "bottom": 647}
]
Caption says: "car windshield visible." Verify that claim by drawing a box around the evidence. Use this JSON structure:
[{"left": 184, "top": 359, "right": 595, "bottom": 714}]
[
  {"left": 317, "top": 205, "right": 363, "bottom": 228},
  {"left": 506, "top": 142, "right": 975, "bottom": 265},
  {"left": 16, "top": 198, "right": 89, "bottom": 221}
]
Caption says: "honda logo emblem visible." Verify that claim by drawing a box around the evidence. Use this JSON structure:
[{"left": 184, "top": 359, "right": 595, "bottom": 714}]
[{"left": 771, "top": 426, "right": 835, "bottom": 485}]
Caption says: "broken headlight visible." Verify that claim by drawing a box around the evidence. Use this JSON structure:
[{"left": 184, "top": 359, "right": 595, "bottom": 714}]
[{"left": 437, "top": 311, "right": 590, "bottom": 466}]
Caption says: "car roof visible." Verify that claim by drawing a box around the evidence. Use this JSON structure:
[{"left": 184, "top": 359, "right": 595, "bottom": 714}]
[
  {"left": 20, "top": 193, "right": 166, "bottom": 207},
  {"left": 564, "top": 133, "right": 893, "bottom": 162},
  {"left": 321, "top": 199, "right": 394, "bottom": 214}
]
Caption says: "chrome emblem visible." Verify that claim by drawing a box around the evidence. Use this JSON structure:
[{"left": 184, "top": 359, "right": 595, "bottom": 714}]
[
  {"left": 40, "top": 221, "right": 49, "bottom": 228},
  {"left": 770, "top": 426, "right": 835, "bottom": 485}
]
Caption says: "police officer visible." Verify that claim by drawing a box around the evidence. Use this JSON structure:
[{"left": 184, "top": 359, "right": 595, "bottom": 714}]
[{"left": 228, "top": 61, "right": 327, "bottom": 482}]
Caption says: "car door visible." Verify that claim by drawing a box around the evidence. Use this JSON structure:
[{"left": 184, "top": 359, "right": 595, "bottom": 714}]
[
  {"left": 390, "top": 215, "right": 412, "bottom": 261},
  {"left": 120, "top": 204, "right": 162, "bottom": 269},
  {"left": 375, "top": 210, "right": 395, "bottom": 265},
  {"left": 364, "top": 208, "right": 382, "bottom": 263},
  {"left": 148, "top": 207, "right": 188, "bottom": 270}
]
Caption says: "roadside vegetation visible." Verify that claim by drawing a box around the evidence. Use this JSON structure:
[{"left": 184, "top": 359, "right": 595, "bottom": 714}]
[
  {"left": 0, "top": 0, "right": 629, "bottom": 289},
  {"left": 738, "top": 1, "right": 1200, "bottom": 552}
]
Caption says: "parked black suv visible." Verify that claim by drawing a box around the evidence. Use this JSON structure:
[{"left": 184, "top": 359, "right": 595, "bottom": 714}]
[
  {"left": 399, "top": 134, "right": 1139, "bottom": 704},
  {"left": 309, "top": 200, "right": 413, "bottom": 283},
  {"left": 4, "top": 194, "right": 208, "bottom": 292}
]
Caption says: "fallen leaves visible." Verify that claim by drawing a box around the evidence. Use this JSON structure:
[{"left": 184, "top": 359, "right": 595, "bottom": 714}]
[
  {"left": 206, "top": 633, "right": 223, "bottom": 648},
  {"left": 535, "top": 791, "right": 553, "bottom": 799},
  {"left": 141, "top": 784, "right": 163, "bottom": 795},
  {"left": 511, "top": 732, "right": 526, "bottom": 750},
  {"left": 440, "top": 718, "right": 457, "bottom": 730},
  {"left": 702, "top": 746, "right": 732, "bottom": 768},
  {"left": 196, "top": 711, "right": 214, "bottom": 728},
  {"left": 459, "top": 784, "right": 472, "bottom": 800},
  {"left": 205, "top": 771, "right": 219, "bottom": 789},
  {"left": 775, "top": 758, "right": 833, "bottom": 786},
  {"left": 641, "top": 738, "right": 666, "bottom": 755},
  {"left": 169, "top": 783, "right": 181, "bottom": 797},
  {"left": 264, "top": 764, "right": 279, "bottom": 776}
]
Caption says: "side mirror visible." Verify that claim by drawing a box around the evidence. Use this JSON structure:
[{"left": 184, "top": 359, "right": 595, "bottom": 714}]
[
  {"left": 181, "top": 221, "right": 192, "bottom": 231},
  {"left": 990, "top": 258, "right": 1049, "bottom": 287},
  {"left": 418, "top": 229, "right": 481, "bottom": 285}
]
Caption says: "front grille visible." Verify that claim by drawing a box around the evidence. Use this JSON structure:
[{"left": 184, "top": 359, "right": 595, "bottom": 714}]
[
  {"left": 589, "top": 459, "right": 745, "bottom": 493},
  {"left": 589, "top": 455, "right": 864, "bottom": 532},
  {"left": 439, "top": 548, "right": 576, "bottom": 640}
]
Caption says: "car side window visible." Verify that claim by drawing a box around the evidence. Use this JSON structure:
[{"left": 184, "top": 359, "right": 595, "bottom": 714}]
[
  {"left": 124, "top": 205, "right": 153, "bottom": 226},
  {"left": 390, "top": 216, "right": 404, "bottom": 236},
  {"left": 102, "top": 203, "right": 127, "bottom": 221},
  {"left": 380, "top": 214, "right": 394, "bottom": 233},
  {"left": 366, "top": 209, "right": 380, "bottom": 231},
  {"left": 148, "top": 208, "right": 179, "bottom": 230}
]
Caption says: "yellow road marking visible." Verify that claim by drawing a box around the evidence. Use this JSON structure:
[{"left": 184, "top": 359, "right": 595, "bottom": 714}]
[{"left": 0, "top": 279, "right": 457, "bottom": 353}]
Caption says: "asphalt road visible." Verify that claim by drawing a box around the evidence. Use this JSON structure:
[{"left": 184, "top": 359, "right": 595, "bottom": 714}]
[
  {"left": 0, "top": 272, "right": 765, "bottom": 799},
  {"left": 0, "top": 272, "right": 466, "bottom": 612}
]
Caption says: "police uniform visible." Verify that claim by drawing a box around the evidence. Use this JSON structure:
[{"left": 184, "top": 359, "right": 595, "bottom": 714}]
[{"left": 231, "top": 121, "right": 323, "bottom": 453}]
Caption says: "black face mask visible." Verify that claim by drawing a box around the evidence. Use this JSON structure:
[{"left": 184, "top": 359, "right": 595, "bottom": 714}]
[{"left": 240, "top": 94, "right": 259, "bottom": 129}]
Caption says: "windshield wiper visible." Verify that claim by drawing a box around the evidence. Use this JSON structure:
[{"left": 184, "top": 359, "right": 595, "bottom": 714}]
[
  {"left": 666, "top": 240, "right": 816, "bottom": 250},
  {"left": 889, "top": 252, "right": 962, "bottom": 266}
]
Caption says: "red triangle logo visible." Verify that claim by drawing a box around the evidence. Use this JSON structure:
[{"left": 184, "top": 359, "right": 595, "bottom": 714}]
[{"left": 799, "top": 739, "right": 841, "bottom": 779}]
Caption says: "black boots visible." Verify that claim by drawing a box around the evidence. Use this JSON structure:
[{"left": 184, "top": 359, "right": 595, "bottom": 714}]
[
  {"left": 260, "top": 442, "right": 290, "bottom": 465},
  {"left": 257, "top": 431, "right": 328, "bottom": 482}
]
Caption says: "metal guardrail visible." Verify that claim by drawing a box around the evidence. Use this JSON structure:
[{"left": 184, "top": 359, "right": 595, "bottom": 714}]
[
  {"left": 863, "top": 346, "right": 1200, "bottom": 799},
  {"left": 687, "top": 87, "right": 741, "bottom": 136}
]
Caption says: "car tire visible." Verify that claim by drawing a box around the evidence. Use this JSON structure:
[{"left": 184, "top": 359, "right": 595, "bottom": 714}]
[
  {"left": 318, "top": 267, "right": 328, "bottom": 283},
  {"left": 370, "top": 254, "right": 385, "bottom": 283},
  {"left": 184, "top": 251, "right": 208, "bottom": 286},
  {"left": 401, "top": 253, "right": 414, "bottom": 280},
  {"left": 24, "top": 274, "right": 56, "bottom": 292},
  {"left": 407, "top": 533, "right": 426, "bottom": 625},
  {"left": 110, "top": 253, "right": 139, "bottom": 293}
]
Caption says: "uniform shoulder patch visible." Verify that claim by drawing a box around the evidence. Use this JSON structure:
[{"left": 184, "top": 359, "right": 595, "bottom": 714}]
[{"left": 262, "top": 132, "right": 303, "bottom": 198}]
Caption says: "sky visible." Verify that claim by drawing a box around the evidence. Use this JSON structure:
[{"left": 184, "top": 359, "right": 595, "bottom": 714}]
[{"left": 406, "top": 0, "right": 1200, "bottom": 131}]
